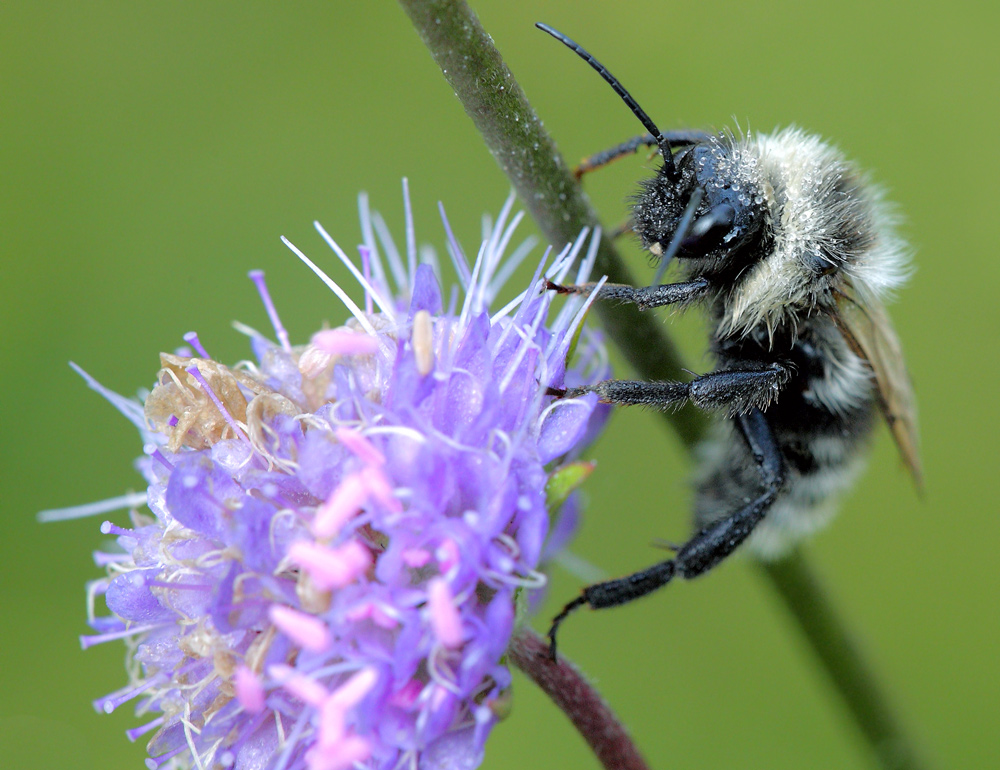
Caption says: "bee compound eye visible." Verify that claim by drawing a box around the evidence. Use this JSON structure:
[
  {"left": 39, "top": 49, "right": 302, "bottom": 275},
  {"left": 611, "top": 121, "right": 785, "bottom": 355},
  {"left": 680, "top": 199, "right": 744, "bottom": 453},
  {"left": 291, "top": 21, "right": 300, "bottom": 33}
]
[{"left": 681, "top": 203, "right": 736, "bottom": 255}]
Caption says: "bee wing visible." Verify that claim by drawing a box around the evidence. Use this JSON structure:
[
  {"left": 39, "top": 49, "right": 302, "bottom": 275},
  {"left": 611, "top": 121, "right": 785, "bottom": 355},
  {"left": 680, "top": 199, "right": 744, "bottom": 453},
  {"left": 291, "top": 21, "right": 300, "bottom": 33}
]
[{"left": 833, "top": 283, "right": 923, "bottom": 490}]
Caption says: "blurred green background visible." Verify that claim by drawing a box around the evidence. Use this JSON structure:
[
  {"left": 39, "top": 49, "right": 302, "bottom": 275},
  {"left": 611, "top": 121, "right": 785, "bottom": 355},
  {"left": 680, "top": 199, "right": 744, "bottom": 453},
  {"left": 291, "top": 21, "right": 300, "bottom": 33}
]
[{"left": 3, "top": 1, "right": 997, "bottom": 768}]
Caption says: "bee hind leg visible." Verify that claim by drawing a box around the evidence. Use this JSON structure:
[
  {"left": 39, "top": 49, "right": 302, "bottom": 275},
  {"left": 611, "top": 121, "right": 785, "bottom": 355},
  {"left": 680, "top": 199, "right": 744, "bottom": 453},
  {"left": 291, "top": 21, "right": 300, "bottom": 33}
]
[
  {"left": 573, "top": 130, "right": 710, "bottom": 180},
  {"left": 546, "top": 409, "right": 785, "bottom": 660}
]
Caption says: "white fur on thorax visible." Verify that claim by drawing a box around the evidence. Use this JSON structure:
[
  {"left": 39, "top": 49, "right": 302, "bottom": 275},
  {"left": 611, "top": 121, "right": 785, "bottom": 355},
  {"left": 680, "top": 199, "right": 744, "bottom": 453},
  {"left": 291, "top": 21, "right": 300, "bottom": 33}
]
[{"left": 718, "top": 127, "right": 910, "bottom": 340}]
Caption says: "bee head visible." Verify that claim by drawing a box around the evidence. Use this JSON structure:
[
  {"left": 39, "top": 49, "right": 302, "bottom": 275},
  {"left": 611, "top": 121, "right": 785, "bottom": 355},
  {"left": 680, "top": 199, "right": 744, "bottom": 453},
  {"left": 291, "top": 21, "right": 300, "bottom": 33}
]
[
  {"left": 633, "top": 140, "right": 770, "bottom": 276},
  {"left": 534, "top": 23, "right": 769, "bottom": 279}
]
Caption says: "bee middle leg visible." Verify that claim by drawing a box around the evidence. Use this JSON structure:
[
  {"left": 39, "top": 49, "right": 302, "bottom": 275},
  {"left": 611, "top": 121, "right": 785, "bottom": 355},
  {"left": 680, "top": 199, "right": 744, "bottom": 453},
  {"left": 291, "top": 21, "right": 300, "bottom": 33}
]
[{"left": 565, "top": 361, "right": 792, "bottom": 415}]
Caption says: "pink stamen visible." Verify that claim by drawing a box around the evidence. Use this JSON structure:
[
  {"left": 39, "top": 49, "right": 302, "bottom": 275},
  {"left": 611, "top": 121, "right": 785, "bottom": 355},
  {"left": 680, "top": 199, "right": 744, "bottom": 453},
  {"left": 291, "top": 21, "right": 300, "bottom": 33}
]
[
  {"left": 182, "top": 331, "right": 210, "bottom": 359},
  {"left": 313, "top": 473, "right": 368, "bottom": 538},
  {"left": 288, "top": 540, "right": 371, "bottom": 590},
  {"left": 307, "top": 734, "right": 371, "bottom": 770},
  {"left": 272, "top": 669, "right": 329, "bottom": 707},
  {"left": 330, "top": 667, "right": 378, "bottom": 710},
  {"left": 334, "top": 427, "right": 385, "bottom": 466},
  {"left": 309, "top": 670, "right": 378, "bottom": 762},
  {"left": 265, "top": 663, "right": 296, "bottom": 689},
  {"left": 235, "top": 665, "right": 266, "bottom": 714},
  {"left": 268, "top": 605, "right": 332, "bottom": 653},
  {"left": 344, "top": 601, "right": 399, "bottom": 629},
  {"left": 435, "top": 539, "right": 461, "bottom": 573},
  {"left": 360, "top": 466, "right": 402, "bottom": 513},
  {"left": 248, "top": 270, "right": 292, "bottom": 353},
  {"left": 316, "top": 696, "right": 347, "bottom": 747},
  {"left": 388, "top": 679, "right": 423, "bottom": 708},
  {"left": 427, "top": 578, "right": 464, "bottom": 649},
  {"left": 401, "top": 548, "right": 431, "bottom": 568},
  {"left": 311, "top": 328, "right": 378, "bottom": 356}
]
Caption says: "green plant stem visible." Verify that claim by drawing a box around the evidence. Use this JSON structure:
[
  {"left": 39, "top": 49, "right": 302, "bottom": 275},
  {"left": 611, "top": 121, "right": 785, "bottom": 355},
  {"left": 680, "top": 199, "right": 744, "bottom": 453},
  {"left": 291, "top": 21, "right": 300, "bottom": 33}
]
[
  {"left": 398, "top": 2, "right": 931, "bottom": 770},
  {"left": 757, "top": 551, "right": 931, "bottom": 770},
  {"left": 397, "top": 0, "right": 705, "bottom": 448}
]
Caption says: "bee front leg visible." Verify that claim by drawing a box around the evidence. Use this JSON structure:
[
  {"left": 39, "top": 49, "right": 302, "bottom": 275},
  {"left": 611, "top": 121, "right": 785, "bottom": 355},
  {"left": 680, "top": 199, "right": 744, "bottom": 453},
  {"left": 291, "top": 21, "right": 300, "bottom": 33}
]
[
  {"left": 547, "top": 276, "right": 711, "bottom": 310},
  {"left": 547, "top": 409, "right": 785, "bottom": 660}
]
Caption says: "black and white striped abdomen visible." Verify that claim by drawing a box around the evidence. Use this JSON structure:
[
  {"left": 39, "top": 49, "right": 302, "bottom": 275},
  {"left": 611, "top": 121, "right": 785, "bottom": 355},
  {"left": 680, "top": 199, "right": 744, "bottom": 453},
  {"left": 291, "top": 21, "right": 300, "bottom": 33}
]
[{"left": 692, "top": 317, "right": 877, "bottom": 559}]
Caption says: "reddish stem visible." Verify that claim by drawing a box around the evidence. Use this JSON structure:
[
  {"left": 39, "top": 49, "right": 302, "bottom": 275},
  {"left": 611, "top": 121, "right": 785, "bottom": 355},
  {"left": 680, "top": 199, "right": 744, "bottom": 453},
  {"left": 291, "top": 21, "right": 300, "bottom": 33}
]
[{"left": 507, "top": 627, "right": 650, "bottom": 770}]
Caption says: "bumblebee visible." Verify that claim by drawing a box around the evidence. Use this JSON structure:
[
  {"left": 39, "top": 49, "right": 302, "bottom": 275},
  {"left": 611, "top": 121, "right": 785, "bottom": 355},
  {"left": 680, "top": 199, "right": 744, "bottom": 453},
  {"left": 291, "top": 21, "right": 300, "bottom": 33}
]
[{"left": 536, "top": 23, "right": 920, "bottom": 655}]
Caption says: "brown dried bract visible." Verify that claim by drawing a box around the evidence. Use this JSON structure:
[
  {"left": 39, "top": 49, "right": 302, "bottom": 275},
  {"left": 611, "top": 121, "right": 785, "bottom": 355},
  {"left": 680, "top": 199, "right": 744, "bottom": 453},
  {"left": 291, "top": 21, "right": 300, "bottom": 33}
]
[{"left": 145, "top": 354, "right": 275, "bottom": 452}]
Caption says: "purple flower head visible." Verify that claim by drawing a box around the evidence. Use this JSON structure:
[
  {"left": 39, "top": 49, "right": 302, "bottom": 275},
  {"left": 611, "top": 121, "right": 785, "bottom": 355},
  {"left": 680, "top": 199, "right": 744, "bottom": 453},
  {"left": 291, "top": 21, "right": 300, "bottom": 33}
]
[{"left": 53, "top": 184, "right": 610, "bottom": 770}]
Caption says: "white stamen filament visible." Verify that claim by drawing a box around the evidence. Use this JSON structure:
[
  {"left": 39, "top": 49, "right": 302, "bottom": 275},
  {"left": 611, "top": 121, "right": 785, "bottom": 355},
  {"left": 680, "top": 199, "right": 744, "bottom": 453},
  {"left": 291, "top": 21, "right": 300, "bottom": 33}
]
[
  {"left": 281, "top": 236, "right": 378, "bottom": 337},
  {"left": 38, "top": 491, "right": 148, "bottom": 523}
]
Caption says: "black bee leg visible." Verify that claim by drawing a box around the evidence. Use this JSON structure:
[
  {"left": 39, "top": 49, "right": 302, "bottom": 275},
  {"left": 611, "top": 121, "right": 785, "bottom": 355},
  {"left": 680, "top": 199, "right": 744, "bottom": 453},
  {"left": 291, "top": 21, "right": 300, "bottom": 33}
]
[
  {"left": 577, "top": 362, "right": 792, "bottom": 414},
  {"left": 573, "top": 130, "right": 710, "bottom": 179},
  {"left": 673, "top": 409, "right": 785, "bottom": 577},
  {"left": 546, "top": 408, "right": 786, "bottom": 659},
  {"left": 547, "top": 560, "right": 676, "bottom": 660},
  {"left": 546, "top": 276, "right": 710, "bottom": 310},
  {"left": 573, "top": 133, "right": 655, "bottom": 179}
]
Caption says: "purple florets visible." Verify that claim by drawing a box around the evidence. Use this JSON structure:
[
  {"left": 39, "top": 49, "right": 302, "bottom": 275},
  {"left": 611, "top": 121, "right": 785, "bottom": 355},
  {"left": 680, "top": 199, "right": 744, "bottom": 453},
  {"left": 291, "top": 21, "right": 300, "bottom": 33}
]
[{"left": 64, "top": 187, "right": 609, "bottom": 770}]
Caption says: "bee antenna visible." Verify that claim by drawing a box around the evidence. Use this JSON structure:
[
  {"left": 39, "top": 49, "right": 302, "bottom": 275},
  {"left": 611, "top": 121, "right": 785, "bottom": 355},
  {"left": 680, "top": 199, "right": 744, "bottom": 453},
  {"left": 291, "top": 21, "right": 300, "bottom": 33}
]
[
  {"left": 651, "top": 188, "right": 702, "bottom": 286},
  {"left": 536, "top": 23, "right": 676, "bottom": 181}
]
